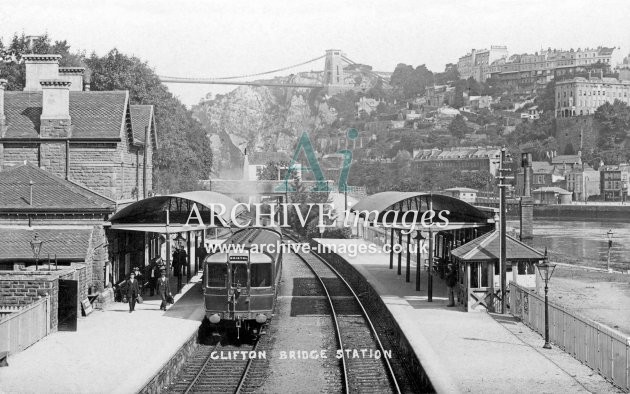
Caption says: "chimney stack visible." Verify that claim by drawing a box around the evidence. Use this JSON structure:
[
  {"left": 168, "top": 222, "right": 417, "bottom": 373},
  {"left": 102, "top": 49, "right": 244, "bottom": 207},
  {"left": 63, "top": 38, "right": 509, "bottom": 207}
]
[
  {"left": 58, "top": 67, "right": 85, "bottom": 91},
  {"left": 0, "top": 79, "right": 6, "bottom": 127},
  {"left": 40, "top": 80, "right": 71, "bottom": 121},
  {"left": 22, "top": 54, "right": 61, "bottom": 91}
]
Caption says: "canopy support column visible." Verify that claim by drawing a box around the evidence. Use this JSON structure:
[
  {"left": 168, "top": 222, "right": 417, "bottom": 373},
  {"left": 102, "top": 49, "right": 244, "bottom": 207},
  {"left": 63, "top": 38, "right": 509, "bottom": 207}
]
[
  {"left": 416, "top": 236, "right": 421, "bottom": 291},
  {"left": 397, "top": 229, "right": 402, "bottom": 276},
  {"left": 389, "top": 227, "right": 394, "bottom": 269},
  {"left": 406, "top": 232, "right": 411, "bottom": 282}
]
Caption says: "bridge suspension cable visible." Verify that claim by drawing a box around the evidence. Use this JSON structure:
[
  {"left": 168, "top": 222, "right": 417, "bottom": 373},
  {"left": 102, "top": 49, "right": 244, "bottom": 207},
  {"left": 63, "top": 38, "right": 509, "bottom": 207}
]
[{"left": 159, "top": 54, "right": 325, "bottom": 82}]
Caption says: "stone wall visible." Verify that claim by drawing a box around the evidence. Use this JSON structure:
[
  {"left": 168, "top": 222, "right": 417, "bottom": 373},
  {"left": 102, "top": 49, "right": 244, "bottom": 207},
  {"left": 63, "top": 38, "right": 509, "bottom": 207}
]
[
  {"left": 39, "top": 142, "right": 67, "bottom": 178},
  {"left": 2, "top": 143, "right": 38, "bottom": 168},
  {"left": 1, "top": 140, "right": 153, "bottom": 202},
  {"left": 555, "top": 116, "right": 600, "bottom": 155},
  {"left": 87, "top": 225, "right": 109, "bottom": 293}
]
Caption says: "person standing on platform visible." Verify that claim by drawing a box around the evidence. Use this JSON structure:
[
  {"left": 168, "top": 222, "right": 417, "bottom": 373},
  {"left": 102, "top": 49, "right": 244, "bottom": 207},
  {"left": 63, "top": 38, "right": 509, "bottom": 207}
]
[
  {"left": 126, "top": 272, "right": 140, "bottom": 313},
  {"left": 149, "top": 258, "right": 161, "bottom": 296},
  {"left": 157, "top": 271, "right": 171, "bottom": 311},
  {"left": 446, "top": 264, "right": 457, "bottom": 307}
]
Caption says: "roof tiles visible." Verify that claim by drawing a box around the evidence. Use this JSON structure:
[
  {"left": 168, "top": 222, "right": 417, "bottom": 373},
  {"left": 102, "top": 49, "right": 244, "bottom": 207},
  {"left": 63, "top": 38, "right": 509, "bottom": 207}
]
[
  {"left": 0, "top": 164, "right": 115, "bottom": 211},
  {"left": 3, "top": 91, "right": 128, "bottom": 140},
  {"left": 0, "top": 227, "right": 92, "bottom": 261},
  {"left": 451, "top": 231, "right": 545, "bottom": 262}
]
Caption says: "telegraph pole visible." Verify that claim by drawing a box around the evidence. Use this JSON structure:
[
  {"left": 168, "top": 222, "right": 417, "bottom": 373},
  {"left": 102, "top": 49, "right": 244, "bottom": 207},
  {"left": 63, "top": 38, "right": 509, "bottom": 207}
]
[{"left": 498, "top": 148, "right": 513, "bottom": 314}]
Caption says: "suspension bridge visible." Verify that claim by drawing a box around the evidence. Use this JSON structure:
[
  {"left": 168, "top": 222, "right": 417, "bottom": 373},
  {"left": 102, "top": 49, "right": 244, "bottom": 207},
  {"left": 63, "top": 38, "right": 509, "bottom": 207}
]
[{"left": 158, "top": 49, "right": 384, "bottom": 89}]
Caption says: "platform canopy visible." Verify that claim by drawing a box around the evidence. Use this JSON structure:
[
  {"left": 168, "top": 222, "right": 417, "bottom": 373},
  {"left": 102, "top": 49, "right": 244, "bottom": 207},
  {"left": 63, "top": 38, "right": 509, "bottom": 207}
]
[
  {"left": 108, "top": 191, "right": 246, "bottom": 233},
  {"left": 351, "top": 191, "right": 496, "bottom": 230}
]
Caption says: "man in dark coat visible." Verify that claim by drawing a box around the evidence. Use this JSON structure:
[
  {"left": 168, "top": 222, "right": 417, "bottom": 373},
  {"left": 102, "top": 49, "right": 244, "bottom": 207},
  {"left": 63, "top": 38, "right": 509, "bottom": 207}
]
[
  {"left": 149, "top": 258, "right": 162, "bottom": 296},
  {"left": 446, "top": 264, "right": 458, "bottom": 307},
  {"left": 126, "top": 272, "right": 141, "bottom": 313},
  {"left": 156, "top": 270, "right": 171, "bottom": 311}
]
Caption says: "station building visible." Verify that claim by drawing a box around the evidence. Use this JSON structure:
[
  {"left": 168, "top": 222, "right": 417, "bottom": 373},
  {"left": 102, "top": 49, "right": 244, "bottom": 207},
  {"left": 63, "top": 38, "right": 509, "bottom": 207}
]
[
  {"left": 0, "top": 54, "right": 157, "bottom": 334},
  {"left": 0, "top": 54, "right": 157, "bottom": 202}
]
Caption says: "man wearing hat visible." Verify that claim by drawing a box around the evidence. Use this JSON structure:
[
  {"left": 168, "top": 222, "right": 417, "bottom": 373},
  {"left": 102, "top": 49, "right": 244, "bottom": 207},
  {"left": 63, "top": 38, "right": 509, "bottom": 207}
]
[
  {"left": 125, "top": 272, "right": 141, "bottom": 313},
  {"left": 156, "top": 270, "right": 171, "bottom": 311}
]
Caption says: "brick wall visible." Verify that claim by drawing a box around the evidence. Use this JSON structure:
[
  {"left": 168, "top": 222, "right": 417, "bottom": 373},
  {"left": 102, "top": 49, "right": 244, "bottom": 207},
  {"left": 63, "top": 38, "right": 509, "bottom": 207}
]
[
  {"left": 0, "top": 265, "right": 88, "bottom": 331},
  {"left": 0, "top": 272, "right": 59, "bottom": 330}
]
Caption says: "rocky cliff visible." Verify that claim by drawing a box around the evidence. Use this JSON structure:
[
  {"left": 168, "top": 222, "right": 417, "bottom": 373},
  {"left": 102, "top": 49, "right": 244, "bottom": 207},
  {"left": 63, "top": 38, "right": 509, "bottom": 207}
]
[{"left": 191, "top": 69, "right": 385, "bottom": 178}]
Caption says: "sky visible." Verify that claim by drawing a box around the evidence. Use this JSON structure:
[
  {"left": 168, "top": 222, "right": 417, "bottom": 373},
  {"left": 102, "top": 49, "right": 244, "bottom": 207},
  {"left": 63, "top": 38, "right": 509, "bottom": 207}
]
[{"left": 2, "top": 0, "right": 629, "bottom": 107}]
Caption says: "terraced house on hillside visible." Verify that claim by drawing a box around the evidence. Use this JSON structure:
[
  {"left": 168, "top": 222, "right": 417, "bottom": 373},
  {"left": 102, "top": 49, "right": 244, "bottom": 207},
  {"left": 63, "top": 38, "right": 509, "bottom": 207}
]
[{"left": 0, "top": 54, "right": 158, "bottom": 202}]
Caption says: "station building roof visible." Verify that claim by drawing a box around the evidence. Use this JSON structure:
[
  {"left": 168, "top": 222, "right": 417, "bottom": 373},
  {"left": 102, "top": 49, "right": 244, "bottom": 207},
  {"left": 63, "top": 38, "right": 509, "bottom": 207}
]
[
  {"left": 0, "top": 227, "right": 93, "bottom": 262},
  {"left": 109, "top": 191, "right": 247, "bottom": 232},
  {"left": 451, "top": 230, "right": 545, "bottom": 262},
  {"left": 0, "top": 163, "right": 115, "bottom": 213},
  {"left": 351, "top": 191, "right": 495, "bottom": 228}
]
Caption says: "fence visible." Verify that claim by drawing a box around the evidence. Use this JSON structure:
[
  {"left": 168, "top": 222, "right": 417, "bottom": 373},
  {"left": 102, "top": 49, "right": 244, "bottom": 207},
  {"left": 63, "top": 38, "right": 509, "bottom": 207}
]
[
  {"left": 0, "top": 296, "right": 51, "bottom": 355},
  {"left": 510, "top": 282, "right": 630, "bottom": 392}
]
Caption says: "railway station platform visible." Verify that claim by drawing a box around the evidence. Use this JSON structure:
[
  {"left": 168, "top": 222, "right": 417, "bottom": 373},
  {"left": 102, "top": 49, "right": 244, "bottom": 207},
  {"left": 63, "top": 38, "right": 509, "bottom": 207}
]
[
  {"left": 315, "top": 238, "right": 621, "bottom": 393},
  {"left": 0, "top": 273, "right": 205, "bottom": 393}
]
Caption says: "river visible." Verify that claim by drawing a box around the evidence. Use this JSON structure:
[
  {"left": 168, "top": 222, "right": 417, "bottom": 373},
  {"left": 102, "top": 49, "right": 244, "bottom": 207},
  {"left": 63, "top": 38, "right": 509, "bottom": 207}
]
[{"left": 506, "top": 220, "right": 630, "bottom": 271}]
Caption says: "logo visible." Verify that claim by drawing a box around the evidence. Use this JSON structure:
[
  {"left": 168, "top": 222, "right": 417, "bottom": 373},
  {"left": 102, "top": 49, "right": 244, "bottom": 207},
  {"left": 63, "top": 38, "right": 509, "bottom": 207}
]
[{"left": 275, "top": 128, "right": 358, "bottom": 193}]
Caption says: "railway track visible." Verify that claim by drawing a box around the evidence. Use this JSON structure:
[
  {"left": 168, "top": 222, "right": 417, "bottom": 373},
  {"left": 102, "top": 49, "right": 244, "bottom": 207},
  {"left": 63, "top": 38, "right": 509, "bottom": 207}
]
[
  {"left": 167, "top": 341, "right": 257, "bottom": 394},
  {"left": 287, "top": 236, "right": 402, "bottom": 394}
]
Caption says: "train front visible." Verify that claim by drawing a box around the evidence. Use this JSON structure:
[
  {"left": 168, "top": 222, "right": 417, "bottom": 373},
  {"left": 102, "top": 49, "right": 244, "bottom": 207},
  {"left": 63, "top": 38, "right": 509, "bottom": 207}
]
[{"left": 203, "top": 228, "right": 282, "bottom": 335}]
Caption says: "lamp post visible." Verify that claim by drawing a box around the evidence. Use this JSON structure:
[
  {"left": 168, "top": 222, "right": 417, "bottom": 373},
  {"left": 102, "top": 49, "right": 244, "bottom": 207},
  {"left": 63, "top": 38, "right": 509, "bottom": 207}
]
[
  {"left": 606, "top": 229, "right": 613, "bottom": 273},
  {"left": 537, "top": 251, "right": 556, "bottom": 349},
  {"left": 29, "top": 232, "right": 43, "bottom": 271},
  {"left": 412, "top": 230, "right": 425, "bottom": 291}
]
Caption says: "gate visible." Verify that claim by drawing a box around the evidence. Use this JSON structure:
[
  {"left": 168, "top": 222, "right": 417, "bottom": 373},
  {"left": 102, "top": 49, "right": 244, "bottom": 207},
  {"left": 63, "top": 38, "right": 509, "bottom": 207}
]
[{"left": 58, "top": 279, "right": 78, "bottom": 331}]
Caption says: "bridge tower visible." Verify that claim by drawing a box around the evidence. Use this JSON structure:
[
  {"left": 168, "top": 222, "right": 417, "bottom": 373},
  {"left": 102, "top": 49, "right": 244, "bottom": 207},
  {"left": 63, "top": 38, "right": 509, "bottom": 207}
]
[{"left": 324, "top": 49, "right": 345, "bottom": 87}]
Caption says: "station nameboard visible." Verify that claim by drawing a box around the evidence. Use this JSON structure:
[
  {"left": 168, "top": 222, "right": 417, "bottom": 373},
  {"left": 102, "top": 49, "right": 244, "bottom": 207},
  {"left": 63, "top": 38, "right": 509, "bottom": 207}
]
[{"left": 229, "top": 255, "right": 248, "bottom": 261}]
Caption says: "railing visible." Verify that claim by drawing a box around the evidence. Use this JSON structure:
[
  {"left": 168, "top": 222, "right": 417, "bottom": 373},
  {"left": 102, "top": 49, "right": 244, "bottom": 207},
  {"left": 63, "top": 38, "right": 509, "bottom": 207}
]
[
  {"left": 510, "top": 282, "right": 630, "bottom": 392},
  {"left": 0, "top": 296, "right": 51, "bottom": 355}
]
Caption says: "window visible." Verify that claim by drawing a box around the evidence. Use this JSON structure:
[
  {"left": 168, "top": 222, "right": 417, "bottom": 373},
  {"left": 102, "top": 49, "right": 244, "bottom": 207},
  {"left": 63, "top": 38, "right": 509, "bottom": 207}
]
[
  {"left": 250, "top": 263, "right": 272, "bottom": 287},
  {"left": 231, "top": 263, "right": 248, "bottom": 287},
  {"left": 207, "top": 263, "right": 227, "bottom": 287}
]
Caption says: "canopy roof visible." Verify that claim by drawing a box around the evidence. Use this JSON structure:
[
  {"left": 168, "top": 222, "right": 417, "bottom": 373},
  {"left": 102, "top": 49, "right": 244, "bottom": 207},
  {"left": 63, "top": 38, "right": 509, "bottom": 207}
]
[
  {"left": 351, "top": 192, "right": 494, "bottom": 227},
  {"left": 451, "top": 231, "right": 545, "bottom": 262},
  {"left": 109, "top": 191, "right": 245, "bottom": 230}
]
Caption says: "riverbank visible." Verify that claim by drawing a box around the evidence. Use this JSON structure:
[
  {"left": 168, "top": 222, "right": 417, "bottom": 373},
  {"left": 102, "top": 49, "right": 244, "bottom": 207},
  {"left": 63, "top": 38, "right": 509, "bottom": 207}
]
[{"left": 548, "top": 264, "right": 630, "bottom": 337}]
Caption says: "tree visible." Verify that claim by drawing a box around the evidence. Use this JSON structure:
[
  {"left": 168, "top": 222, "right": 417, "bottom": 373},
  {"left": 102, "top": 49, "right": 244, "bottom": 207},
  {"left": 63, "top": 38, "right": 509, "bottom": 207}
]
[
  {"left": 390, "top": 63, "right": 434, "bottom": 99},
  {"left": 286, "top": 176, "right": 332, "bottom": 238},
  {"left": 257, "top": 161, "right": 289, "bottom": 181},
  {"left": 594, "top": 100, "right": 630, "bottom": 150},
  {"left": 85, "top": 49, "right": 213, "bottom": 193},
  {"left": 535, "top": 81, "right": 556, "bottom": 112},
  {"left": 0, "top": 33, "right": 84, "bottom": 91},
  {"left": 434, "top": 63, "right": 460, "bottom": 85},
  {"left": 448, "top": 115, "right": 470, "bottom": 138}
]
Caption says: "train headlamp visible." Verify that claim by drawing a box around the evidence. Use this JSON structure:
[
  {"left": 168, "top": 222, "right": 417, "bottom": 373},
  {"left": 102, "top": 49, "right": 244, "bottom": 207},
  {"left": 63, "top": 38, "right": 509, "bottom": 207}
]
[{"left": 255, "top": 314, "right": 267, "bottom": 324}]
